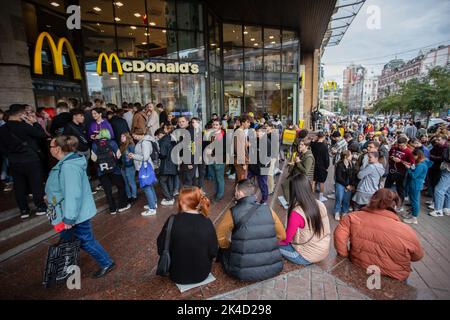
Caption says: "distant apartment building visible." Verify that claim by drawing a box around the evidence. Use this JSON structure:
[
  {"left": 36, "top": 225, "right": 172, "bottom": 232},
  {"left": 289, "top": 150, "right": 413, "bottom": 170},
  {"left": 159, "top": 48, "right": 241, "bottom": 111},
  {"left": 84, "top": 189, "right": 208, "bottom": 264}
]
[
  {"left": 377, "top": 45, "right": 449, "bottom": 99},
  {"left": 321, "top": 82, "right": 342, "bottom": 112}
]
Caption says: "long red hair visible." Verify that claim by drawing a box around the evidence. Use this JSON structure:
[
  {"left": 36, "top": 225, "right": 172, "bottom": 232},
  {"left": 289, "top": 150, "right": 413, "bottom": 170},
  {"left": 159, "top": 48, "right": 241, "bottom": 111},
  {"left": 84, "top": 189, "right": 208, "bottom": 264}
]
[{"left": 178, "top": 187, "right": 210, "bottom": 217}]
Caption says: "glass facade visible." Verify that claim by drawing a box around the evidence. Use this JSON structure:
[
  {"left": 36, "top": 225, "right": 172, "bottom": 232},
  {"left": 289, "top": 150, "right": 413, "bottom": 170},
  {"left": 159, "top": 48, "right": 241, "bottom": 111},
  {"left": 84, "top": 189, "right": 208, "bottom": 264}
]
[{"left": 24, "top": 0, "right": 300, "bottom": 124}]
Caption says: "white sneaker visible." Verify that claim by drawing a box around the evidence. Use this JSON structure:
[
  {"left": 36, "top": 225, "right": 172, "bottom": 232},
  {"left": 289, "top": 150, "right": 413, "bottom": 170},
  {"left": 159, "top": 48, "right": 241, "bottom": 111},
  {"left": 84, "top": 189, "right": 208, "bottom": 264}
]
[
  {"left": 141, "top": 209, "right": 156, "bottom": 216},
  {"left": 144, "top": 204, "right": 157, "bottom": 210},
  {"left": 20, "top": 213, "right": 30, "bottom": 219},
  {"left": 228, "top": 174, "right": 236, "bottom": 180},
  {"left": 173, "top": 191, "right": 179, "bottom": 196},
  {"left": 278, "top": 196, "right": 289, "bottom": 209},
  {"left": 118, "top": 203, "right": 131, "bottom": 213},
  {"left": 444, "top": 208, "right": 450, "bottom": 216},
  {"left": 319, "top": 195, "right": 328, "bottom": 202},
  {"left": 328, "top": 194, "right": 336, "bottom": 200},
  {"left": 334, "top": 213, "right": 341, "bottom": 221},
  {"left": 96, "top": 185, "right": 103, "bottom": 191},
  {"left": 428, "top": 204, "right": 435, "bottom": 210},
  {"left": 425, "top": 200, "right": 434, "bottom": 205},
  {"left": 403, "top": 216, "right": 418, "bottom": 225},
  {"left": 161, "top": 199, "right": 175, "bottom": 206},
  {"left": 401, "top": 211, "right": 412, "bottom": 219},
  {"left": 429, "top": 210, "right": 444, "bottom": 217}
]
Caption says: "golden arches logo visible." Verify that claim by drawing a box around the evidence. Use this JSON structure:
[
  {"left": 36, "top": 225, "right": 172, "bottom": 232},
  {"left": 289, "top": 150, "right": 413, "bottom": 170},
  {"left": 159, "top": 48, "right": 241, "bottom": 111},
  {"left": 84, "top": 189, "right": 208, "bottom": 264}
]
[
  {"left": 324, "top": 81, "right": 337, "bottom": 91},
  {"left": 33, "top": 32, "right": 81, "bottom": 80},
  {"left": 97, "top": 53, "right": 123, "bottom": 76}
]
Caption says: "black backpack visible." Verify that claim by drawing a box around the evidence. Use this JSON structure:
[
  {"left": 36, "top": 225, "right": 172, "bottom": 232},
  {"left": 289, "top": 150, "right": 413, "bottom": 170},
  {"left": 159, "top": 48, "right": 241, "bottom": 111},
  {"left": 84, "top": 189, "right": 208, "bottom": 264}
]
[
  {"left": 96, "top": 141, "right": 117, "bottom": 174},
  {"left": 150, "top": 140, "right": 160, "bottom": 162}
]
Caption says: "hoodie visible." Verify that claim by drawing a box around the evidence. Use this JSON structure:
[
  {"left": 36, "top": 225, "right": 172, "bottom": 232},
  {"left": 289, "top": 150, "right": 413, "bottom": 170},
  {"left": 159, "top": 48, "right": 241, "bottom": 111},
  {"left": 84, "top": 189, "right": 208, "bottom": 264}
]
[
  {"left": 407, "top": 159, "right": 433, "bottom": 191},
  {"left": 356, "top": 163, "right": 385, "bottom": 195},
  {"left": 132, "top": 135, "right": 157, "bottom": 170},
  {"left": 45, "top": 153, "right": 97, "bottom": 226}
]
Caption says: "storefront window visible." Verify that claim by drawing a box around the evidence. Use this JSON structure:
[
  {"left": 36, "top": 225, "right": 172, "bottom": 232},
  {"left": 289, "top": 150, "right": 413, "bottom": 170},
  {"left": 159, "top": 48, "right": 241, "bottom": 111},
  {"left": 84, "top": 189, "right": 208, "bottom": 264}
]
[
  {"left": 151, "top": 74, "right": 179, "bottom": 114},
  {"left": 78, "top": 0, "right": 115, "bottom": 24},
  {"left": 281, "top": 81, "right": 297, "bottom": 125},
  {"left": 147, "top": 28, "right": 178, "bottom": 59},
  {"left": 223, "top": 24, "right": 243, "bottom": 71},
  {"left": 177, "top": 1, "right": 203, "bottom": 31},
  {"left": 116, "top": 25, "right": 149, "bottom": 58},
  {"left": 264, "top": 81, "right": 281, "bottom": 115},
  {"left": 120, "top": 73, "right": 152, "bottom": 104},
  {"left": 146, "top": 0, "right": 177, "bottom": 29},
  {"left": 109, "top": 0, "right": 147, "bottom": 26},
  {"left": 264, "top": 49, "right": 281, "bottom": 72},
  {"left": 244, "top": 47, "right": 263, "bottom": 71},
  {"left": 282, "top": 30, "right": 299, "bottom": 73},
  {"left": 244, "top": 81, "right": 263, "bottom": 117},
  {"left": 180, "top": 74, "right": 206, "bottom": 122},
  {"left": 224, "top": 80, "right": 243, "bottom": 116},
  {"left": 82, "top": 23, "right": 116, "bottom": 58},
  {"left": 178, "top": 31, "right": 204, "bottom": 60}
]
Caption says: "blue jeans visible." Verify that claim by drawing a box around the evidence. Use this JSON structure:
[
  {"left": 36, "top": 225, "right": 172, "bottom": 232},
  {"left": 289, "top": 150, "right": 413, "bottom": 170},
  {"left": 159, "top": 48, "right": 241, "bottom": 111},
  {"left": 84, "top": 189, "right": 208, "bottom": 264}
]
[
  {"left": 60, "top": 220, "right": 113, "bottom": 268},
  {"left": 434, "top": 170, "right": 450, "bottom": 210},
  {"left": 210, "top": 163, "right": 225, "bottom": 200},
  {"left": 122, "top": 166, "right": 137, "bottom": 199},
  {"left": 143, "top": 185, "right": 157, "bottom": 209},
  {"left": 247, "top": 171, "right": 269, "bottom": 203},
  {"left": 408, "top": 187, "right": 421, "bottom": 217},
  {"left": 334, "top": 183, "right": 351, "bottom": 214},
  {"left": 279, "top": 244, "right": 312, "bottom": 265}
]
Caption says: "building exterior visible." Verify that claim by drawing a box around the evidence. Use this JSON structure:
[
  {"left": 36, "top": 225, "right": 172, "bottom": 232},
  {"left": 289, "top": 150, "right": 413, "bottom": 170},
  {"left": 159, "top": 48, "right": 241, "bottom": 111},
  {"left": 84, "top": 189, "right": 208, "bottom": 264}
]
[
  {"left": 420, "top": 45, "right": 450, "bottom": 74},
  {"left": 320, "top": 81, "right": 342, "bottom": 113},
  {"left": 344, "top": 65, "right": 366, "bottom": 115},
  {"left": 377, "top": 56, "right": 424, "bottom": 99},
  {"left": 0, "top": 0, "right": 347, "bottom": 128},
  {"left": 362, "top": 72, "right": 378, "bottom": 112}
]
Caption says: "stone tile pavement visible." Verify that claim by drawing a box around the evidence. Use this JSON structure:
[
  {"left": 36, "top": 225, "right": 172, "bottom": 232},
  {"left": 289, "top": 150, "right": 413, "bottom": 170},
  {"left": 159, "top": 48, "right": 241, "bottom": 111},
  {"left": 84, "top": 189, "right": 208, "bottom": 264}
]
[{"left": 209, "top": 265, "right": 370, "bottom": 301}]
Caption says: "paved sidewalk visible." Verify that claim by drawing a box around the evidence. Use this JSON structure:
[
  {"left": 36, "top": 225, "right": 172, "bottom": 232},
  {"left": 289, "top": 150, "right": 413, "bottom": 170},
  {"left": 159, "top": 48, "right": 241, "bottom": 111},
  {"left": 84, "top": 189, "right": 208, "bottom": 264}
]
[{"left": 210, "top": 265, "right": 370, "bottom": 300}]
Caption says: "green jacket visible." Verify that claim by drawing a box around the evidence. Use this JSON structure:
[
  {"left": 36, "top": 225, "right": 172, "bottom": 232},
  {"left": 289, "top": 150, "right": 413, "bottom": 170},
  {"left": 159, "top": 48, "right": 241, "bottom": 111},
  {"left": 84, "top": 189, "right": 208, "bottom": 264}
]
[
  {"left": 290, "top": 149, "right": 315, "bottom": 181},
  {"left": 45, "top": 152, "right": 97, "bottom": 225}
]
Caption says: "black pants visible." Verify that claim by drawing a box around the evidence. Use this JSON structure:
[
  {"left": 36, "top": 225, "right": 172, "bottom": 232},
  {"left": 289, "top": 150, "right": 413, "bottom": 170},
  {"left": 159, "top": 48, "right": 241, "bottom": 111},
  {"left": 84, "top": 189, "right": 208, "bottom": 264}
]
[
  {"left": 180, "top": 164, "right": 196, "bottom": 187},
  {"left": 195, "top": 164, "right": 206, "bottom": 188},
  {"left": 159, "top": 174, "right": 175, "bottom": 200},
  {"left": 385, "top": 171, "right": 407, "bottom": 202},
  {"left": 10, "top": 161, "right": 46, "bottom": 212},
  {"left": 99, "top": 173, "right": 128, "bottom": 212}
]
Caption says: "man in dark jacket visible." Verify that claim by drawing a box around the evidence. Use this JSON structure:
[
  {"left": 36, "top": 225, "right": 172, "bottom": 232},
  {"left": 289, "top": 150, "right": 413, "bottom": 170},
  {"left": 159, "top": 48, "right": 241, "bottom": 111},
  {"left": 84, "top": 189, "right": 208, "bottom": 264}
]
[
  {"left": 64, "top": 109, "right": 90, "bottom": 157},
  {"left": 0, "top": 104, "right": 47, "bottom": 218},
  {"left": 50, "top": 102, "right": 72, "bottom": 136},
  {"left": 215, "top": 180, "right": 286, "bottom": 281},
  {"left": 311, "top": 132, "right": 330, "bottom": 202},
  {"left": 156, "top": 128, "right": 177, "bottom": 205},
  {"left": 107, "top": 109, "right": 130, "bottom": 145},
  {"left": 345, "top": 132, "right": 360, "bottom": 153}
]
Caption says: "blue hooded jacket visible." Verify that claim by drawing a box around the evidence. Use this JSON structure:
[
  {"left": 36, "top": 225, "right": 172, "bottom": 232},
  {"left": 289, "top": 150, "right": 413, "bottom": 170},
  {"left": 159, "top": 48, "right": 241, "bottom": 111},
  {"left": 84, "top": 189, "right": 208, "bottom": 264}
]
[
  {"left": 407, "top": 158, "right": 433, "bottom": 191},
  {"left": 45, "top": 152, "right": 97, "bottom": 225}
]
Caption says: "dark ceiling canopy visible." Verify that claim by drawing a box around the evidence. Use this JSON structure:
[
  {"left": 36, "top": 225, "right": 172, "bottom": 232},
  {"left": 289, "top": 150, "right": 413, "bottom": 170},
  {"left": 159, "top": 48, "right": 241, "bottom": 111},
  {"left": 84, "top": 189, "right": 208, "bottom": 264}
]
[{"left": 204, "top": 0, "right": 337, "bottom": 52}]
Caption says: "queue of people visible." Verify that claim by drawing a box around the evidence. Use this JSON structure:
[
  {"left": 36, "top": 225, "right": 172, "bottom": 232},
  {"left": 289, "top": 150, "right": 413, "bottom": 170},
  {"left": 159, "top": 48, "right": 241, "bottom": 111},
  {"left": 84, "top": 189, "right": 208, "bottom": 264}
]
[{"left": 1, "top": 100, "right": 447, "bottom": 287}]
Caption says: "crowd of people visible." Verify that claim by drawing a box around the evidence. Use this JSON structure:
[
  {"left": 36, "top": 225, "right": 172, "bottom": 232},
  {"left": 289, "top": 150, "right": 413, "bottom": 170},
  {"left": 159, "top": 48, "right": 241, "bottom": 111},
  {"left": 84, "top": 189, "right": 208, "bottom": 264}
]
[{"left": 0, "top": 100, "right": 448, "bottom": 285}]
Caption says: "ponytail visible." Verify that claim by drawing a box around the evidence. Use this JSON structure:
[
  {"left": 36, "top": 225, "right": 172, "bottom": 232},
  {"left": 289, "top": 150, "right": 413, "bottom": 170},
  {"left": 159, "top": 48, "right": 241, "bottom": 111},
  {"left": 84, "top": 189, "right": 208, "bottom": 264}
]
[{"left": 198, "top": 194, "right": 210, "bottom": 217}]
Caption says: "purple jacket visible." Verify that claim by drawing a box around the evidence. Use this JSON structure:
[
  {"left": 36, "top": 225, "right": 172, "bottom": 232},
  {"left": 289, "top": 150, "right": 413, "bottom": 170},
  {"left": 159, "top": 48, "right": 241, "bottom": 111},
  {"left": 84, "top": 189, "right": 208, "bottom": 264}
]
[{"left": 88, "top": 119, "right": 115, "bottom": 141}]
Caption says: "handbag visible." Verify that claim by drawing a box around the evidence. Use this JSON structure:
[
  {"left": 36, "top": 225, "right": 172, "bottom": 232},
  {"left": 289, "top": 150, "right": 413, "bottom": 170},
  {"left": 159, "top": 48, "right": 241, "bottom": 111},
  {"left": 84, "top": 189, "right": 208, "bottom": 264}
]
[
  {"left": 42, "top": 231, "right": 81, "bottom": 288},
  {"left": 139, "top": 161, "right": 157, "bottom": 188},
  {"left": 156, "top": 215, "right": 175, "bottom": 276}
]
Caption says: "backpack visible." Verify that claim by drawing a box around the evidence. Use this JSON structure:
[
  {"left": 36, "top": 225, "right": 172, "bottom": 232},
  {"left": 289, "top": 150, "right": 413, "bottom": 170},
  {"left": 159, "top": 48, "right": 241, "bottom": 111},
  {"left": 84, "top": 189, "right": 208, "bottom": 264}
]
[
  {"left": 150, "top": 140, "right": 160, "bottom": 162},
  {"left": 96, "top": 141, "right": 117, "bottom": 174}
]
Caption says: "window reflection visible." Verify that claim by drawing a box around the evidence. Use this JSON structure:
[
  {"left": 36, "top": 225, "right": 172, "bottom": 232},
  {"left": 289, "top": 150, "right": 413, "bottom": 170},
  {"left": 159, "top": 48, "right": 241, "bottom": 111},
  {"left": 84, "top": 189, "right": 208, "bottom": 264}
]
[
  {"left": 244, "top": 81, "right": 263, "bottom": 117},
  {"left": 224, "top": 80, "right": 243, "bottom": 116},
  {"left": 151, "top": 74, "right": 179, "bottom": 114}
]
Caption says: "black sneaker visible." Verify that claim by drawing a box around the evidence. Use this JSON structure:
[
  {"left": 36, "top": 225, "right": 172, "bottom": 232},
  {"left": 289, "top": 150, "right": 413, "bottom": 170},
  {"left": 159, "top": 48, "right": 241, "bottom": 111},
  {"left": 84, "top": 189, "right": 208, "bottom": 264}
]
[
  {"left": 36, "top": 208, "right": 47, "bottom": 216},
  {"left": 20, "top": 211, "right": 30, "bottom": 219},
  {"left": 92, "top": 262, "right": 116, "bottom": 278}
]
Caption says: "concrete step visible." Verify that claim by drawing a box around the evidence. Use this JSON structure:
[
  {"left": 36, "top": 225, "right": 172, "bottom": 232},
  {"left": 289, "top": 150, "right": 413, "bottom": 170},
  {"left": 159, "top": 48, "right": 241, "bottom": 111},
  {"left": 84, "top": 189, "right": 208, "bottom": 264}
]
[{"left": 0, "top": 203, "right": 110, "bottom": 263}]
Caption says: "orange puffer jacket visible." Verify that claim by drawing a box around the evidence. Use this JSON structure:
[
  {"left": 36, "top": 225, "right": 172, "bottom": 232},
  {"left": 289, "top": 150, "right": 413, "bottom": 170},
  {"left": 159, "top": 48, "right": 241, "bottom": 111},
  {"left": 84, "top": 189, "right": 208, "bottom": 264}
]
[{"left": 334, "top": 208, "right": 423, "bottom": 281}]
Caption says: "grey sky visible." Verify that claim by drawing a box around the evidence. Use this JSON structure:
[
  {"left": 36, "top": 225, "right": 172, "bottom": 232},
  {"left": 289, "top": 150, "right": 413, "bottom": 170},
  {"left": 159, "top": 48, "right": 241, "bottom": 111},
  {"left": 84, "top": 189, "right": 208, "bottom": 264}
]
[{"left": 322, "top": 0, "right": 450, "bottom": 87}]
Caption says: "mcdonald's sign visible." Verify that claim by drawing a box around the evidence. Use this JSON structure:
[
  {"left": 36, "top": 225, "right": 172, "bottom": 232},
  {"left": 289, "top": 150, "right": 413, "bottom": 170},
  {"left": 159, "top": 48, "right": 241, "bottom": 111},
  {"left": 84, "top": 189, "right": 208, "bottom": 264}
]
[
  {"left": 33, "top": 32, "right": 81, "bottom": 80},
  {"left": 324, "top": 81, "right": 337, "bottom": 91},
  {"left": 97, "top": 52, "right": 123, "bottom": 76}
]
